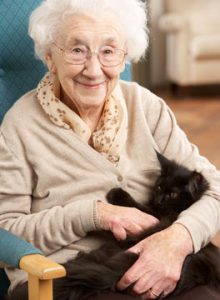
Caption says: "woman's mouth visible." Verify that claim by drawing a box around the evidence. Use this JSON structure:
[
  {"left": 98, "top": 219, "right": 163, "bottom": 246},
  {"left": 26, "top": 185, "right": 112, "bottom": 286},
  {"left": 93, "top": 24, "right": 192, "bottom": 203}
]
[{"left": 75, "top": 81, "right": 105, "bottom": 89}]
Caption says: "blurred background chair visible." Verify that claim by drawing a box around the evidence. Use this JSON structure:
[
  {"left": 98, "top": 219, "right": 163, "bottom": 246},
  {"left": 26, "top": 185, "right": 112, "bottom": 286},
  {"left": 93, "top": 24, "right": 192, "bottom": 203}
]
[
  {"left": 159, "top": 0, "right": 220, "bottom": 89},
  {"left": 0, "top": 228, "right": 66, "bottom": 300}
]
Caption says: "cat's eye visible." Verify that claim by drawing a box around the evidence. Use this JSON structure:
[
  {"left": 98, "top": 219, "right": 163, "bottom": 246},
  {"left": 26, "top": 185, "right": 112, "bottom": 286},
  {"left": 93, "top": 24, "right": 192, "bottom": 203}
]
[{"left": 170, "top": 192, "right": 178, "bottom": 199}]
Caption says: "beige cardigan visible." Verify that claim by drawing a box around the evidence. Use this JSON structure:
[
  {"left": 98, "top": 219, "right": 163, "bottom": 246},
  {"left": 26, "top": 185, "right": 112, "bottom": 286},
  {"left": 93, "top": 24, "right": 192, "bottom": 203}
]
[{"left": 1, "top": 80, "right": 220, "bottom": 291}]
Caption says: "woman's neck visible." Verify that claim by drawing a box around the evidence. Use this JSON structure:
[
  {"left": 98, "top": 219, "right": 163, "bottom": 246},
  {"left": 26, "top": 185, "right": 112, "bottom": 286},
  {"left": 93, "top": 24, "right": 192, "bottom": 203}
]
[{"left": 60, "top": 89, "right": 105, "bottom": 134}]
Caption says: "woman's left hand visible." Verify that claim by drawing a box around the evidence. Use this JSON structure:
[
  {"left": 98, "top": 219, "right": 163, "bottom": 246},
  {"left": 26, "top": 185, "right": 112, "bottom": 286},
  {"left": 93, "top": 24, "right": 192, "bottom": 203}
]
[{"left": 117, "top": 223, "right": 194, "bottom": 299}]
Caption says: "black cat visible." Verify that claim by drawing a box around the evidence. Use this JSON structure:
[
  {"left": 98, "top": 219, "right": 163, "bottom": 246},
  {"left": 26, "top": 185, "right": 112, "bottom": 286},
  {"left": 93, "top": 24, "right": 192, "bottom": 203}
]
[{"left": 53, "top": 151, "right": 220, "bottom": 300}]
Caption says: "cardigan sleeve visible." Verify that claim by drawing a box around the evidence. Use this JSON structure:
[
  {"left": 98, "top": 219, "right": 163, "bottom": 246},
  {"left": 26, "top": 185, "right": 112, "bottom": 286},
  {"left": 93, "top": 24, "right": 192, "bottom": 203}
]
[
  {"left": 144, "top": 93, "right": 220, "bottom": 252},
  {"left": 0, "top": 129, "right": 99, "bottom": 255}
]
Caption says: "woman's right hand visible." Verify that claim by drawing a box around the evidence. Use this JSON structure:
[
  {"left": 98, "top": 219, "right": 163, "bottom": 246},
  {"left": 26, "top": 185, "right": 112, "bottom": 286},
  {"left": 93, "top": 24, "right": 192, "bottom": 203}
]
[{"left": 96, "top": 201, "right": 159, "bottom": 241}]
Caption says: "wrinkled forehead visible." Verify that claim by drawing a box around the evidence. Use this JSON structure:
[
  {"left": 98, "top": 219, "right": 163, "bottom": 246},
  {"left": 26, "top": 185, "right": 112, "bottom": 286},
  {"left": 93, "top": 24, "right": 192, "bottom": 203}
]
[{"left": 57, "top": 13, "right": 126, "bottom": 47}]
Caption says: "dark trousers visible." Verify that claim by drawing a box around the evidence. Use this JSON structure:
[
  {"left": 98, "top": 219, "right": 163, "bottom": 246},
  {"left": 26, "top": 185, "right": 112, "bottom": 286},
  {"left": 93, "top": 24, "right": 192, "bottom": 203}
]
[{"left": 8, "top": 283, "right": 220, "bottom": 300}]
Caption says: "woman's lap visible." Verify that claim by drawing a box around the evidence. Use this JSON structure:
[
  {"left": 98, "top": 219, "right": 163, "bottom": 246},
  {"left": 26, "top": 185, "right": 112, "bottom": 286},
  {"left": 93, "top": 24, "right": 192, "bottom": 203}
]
[
  {"left": 8, "top": 283, "right": 220, "bottom": 300},
  {"left": 88, "top": 286, "right": 220, "bottom": 300},
  {"left": 166, "top": 285, "right": 220, "bottom": 300}
]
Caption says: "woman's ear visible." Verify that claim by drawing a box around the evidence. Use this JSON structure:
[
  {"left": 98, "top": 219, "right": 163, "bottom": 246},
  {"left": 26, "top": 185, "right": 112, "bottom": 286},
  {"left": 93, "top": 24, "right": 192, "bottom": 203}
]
[{"left": 45, "top": 53, "right": 57, "bottom": 74}]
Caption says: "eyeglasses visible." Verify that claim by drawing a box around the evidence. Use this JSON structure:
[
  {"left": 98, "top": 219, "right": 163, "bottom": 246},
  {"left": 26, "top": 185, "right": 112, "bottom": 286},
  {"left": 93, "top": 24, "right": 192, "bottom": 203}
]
[{"left": 53, "top": 43, "right": 127, "bottom": 67}]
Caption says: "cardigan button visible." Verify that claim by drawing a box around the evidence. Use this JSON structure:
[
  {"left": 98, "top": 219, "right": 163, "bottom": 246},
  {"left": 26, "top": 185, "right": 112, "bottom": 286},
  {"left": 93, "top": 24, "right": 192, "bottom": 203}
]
[{"left": 117, "top": 175, "right": 123, "bottom": 182}]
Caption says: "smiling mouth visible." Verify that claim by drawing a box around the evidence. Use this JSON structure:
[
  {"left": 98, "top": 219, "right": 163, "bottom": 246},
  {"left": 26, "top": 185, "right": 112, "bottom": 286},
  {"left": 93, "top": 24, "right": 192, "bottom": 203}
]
[{"left": 75, "top": 81, "right": 105, "bottom": 89}]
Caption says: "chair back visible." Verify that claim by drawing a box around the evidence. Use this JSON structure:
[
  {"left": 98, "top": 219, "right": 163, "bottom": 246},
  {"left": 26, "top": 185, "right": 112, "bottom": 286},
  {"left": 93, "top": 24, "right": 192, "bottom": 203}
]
[
  {"left": 0, "top": 0, "right": 47, "bottom": 123},
  {"left": 165, "top": 0, "right": 220, "bottom": 12}
]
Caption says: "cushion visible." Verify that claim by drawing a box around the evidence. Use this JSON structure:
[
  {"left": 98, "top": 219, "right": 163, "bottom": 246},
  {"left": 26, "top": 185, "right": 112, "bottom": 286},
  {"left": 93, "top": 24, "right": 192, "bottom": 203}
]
[
  {"left": 191, "top": 35, "right": 220, "bottom": 60},
  {"left": 188, "top": 14, "right": 220, "bottom": 36}
]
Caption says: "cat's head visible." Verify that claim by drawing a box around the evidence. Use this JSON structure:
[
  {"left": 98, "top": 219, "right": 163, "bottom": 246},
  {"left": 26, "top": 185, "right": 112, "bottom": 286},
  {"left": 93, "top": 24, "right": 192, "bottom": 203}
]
[{"left": 148, "top": 151, "right": 209, "bottom": 217}]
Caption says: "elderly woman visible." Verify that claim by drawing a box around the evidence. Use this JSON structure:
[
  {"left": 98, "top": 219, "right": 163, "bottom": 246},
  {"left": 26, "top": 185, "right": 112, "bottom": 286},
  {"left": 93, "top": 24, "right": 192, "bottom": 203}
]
[{"left": 1, "top": 0, "right": 220, "bottom": 299}]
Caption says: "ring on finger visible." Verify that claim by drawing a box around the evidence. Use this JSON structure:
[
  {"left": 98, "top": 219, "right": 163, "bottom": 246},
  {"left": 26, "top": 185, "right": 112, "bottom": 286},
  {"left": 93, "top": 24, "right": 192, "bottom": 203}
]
[
  {"left": 159, "top": 291, "right": 166, "bottom": 298},
  {"left": 149, "top": 288, "right": 159, "bottom": 298}
]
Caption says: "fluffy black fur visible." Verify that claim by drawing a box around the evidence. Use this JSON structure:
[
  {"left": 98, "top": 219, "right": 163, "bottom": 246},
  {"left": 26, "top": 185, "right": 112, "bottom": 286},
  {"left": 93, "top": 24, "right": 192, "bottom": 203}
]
[{"left": 53, "top": 151, "right": 220, "bottom": 300}]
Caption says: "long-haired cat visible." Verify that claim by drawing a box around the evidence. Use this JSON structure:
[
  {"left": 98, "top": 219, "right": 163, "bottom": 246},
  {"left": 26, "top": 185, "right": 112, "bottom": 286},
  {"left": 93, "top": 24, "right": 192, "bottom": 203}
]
[{"left": 53, "top": 151, "right": 220, "bottom": 300}]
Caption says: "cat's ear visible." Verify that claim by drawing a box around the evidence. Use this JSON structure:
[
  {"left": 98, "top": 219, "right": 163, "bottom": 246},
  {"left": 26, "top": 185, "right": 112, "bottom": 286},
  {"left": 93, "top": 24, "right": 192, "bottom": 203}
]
[
  {"left": 191, "top": 171, "right": 203, "bottom": 183},
  {"left": 189, "top": 171, "right": 206, "bottom": 194},
  {"left": 155, "top": 151, "right": 171, "bottom": 169}
]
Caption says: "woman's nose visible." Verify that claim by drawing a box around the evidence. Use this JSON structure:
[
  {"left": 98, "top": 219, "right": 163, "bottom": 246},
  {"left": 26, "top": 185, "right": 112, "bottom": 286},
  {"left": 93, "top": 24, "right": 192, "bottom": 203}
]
[{"left": 82, "top": 54, "right": 103, "bottom": 78}]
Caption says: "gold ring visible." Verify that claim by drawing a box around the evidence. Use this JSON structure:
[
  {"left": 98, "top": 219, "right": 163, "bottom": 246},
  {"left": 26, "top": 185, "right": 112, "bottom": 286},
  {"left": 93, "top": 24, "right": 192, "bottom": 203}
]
[{"left": 149, "top": 288, "right": 159, "bottom": 298}]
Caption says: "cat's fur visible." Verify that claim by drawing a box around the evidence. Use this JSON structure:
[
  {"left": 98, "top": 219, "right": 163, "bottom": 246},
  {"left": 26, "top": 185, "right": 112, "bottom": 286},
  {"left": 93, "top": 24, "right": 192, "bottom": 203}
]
[{"left": 53, "top": 151, "right": 220, "bottom": 300}]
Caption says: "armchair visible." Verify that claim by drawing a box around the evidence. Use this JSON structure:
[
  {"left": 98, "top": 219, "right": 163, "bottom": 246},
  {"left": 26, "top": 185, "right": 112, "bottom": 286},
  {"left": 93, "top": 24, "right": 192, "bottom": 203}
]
[
  {"left": 0, "top": 228, "right": 66, "bottom": 300},
  {"left": 159, "top": 0, "right": 220, "bottom": 87}
]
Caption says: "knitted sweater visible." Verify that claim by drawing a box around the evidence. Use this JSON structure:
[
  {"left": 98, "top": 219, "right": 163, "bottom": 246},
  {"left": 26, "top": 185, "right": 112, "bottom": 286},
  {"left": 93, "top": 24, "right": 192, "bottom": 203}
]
[{"left": 1, "top": 80, "right": 220, "bottom": 291}]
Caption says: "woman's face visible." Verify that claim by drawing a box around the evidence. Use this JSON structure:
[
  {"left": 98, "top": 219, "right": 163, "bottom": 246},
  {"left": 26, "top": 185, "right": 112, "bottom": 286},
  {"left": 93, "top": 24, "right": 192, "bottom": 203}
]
[{"left": 46, "top": 14, "right": 126, "bottom": 114}]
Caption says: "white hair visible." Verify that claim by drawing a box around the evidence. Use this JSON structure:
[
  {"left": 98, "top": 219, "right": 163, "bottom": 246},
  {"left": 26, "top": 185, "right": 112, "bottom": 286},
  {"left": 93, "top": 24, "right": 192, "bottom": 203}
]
[{"left": 28, "top": 0, "right": 149, "bottom": 64}]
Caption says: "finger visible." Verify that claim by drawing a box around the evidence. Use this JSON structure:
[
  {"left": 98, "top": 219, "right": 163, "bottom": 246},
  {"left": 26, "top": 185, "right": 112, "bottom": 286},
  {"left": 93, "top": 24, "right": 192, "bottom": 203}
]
[
  {"left": 129, "top": 213, "right": 159, "bottom": 235},
  {"left": 121, "top": 220, "right": 144, "bottom": 237},
  {"left": 132, "top": 271, "right": 160, "bottom": 295},
  {"left": 143, "top": 288, "right": 163, "bottom": 299},
  {"left": 117, "top": 253, "right": 148, "bottom": 290},
  {"left": 161, "top": 283, "right": 177, "bottom": 298},
  {"left": 111, "top": 221, "right": 127, "bottom": 240},
  {"left": 141, "top": 290, "right": 159, "bottom": 300},
  {"left": 127, "top": 239, "right": 143, "bottom": 254},
  {"left": 144, "top": 281, "right": 176, "bottom": 300}
]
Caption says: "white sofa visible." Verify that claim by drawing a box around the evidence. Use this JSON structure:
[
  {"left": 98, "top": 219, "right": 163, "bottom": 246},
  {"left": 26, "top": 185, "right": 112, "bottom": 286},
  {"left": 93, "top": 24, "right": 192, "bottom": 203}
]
[{"left": 159, "top": 0, "right": 220, "bottom": 87}]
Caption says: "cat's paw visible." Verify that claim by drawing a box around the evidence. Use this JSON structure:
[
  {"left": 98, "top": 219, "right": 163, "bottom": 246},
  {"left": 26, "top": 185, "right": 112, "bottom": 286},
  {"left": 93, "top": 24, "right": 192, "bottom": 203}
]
[{"left": 106, "top": 188, "right": 130, "bottom": 206}]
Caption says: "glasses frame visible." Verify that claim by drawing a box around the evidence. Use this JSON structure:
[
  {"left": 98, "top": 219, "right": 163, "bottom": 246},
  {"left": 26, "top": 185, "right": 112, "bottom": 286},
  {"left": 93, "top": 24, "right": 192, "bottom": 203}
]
[{"left": 53, "top": 43, "right": 128, "bottom": 67}]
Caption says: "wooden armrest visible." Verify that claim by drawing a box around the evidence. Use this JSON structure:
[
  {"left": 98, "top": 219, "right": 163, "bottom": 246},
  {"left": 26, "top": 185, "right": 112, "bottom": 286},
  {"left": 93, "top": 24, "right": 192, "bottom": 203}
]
[
  {"left": 19, "top": 254, "right": 66, "bottom": 280},
  {"left": 19, "top": 255, "right": 66, "bottom": 300}
]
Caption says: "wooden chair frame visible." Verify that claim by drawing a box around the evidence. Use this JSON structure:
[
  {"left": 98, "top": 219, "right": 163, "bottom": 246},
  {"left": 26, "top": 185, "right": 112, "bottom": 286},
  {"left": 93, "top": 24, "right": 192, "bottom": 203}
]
[{"left": 19, "top": 254, "right": 66, "bottom": 300}]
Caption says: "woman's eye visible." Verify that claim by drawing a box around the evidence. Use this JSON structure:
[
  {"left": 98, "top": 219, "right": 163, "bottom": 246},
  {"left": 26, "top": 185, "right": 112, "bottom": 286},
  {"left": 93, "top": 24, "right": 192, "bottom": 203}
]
[
  {"left": 70, "top": 46, "right": 87, "bottom": 55},
  {"left": 72, "top": 48, "right": 83, "bottom": 53},
  {"left": 101, "top": 47, "right": 114, "bottom": 55},
  {"left": 104, "top": 49, "right": 113, "bottom": 54}
]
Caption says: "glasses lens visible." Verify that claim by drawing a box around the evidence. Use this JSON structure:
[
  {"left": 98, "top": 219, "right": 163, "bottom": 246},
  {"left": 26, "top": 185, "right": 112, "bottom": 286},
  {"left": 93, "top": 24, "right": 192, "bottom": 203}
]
[
  {"left": 99, "top": 48, "right": 125, "bottom": 67},
  {"left": 65, "top": 46, "right": 87, "bottom": 64},
  {"left": 62, "top": 46, "right": 126, "bottom": 66}
]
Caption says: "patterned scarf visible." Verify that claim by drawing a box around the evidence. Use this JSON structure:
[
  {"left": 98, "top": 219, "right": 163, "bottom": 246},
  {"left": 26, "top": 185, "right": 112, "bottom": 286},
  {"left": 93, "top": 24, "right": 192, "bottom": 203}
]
[{"left": 36, "top": 73, "right": 128, "bottom": 165}]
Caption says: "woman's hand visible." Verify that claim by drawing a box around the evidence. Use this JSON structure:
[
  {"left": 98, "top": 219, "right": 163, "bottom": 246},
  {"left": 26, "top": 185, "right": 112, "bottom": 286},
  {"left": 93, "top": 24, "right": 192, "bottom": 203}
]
[
  {"left": 96, "top": 201, "right": 159, "bottom": 241},
  {"left": 117, "top": 223, "right": 194, "bottom": 299}
]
